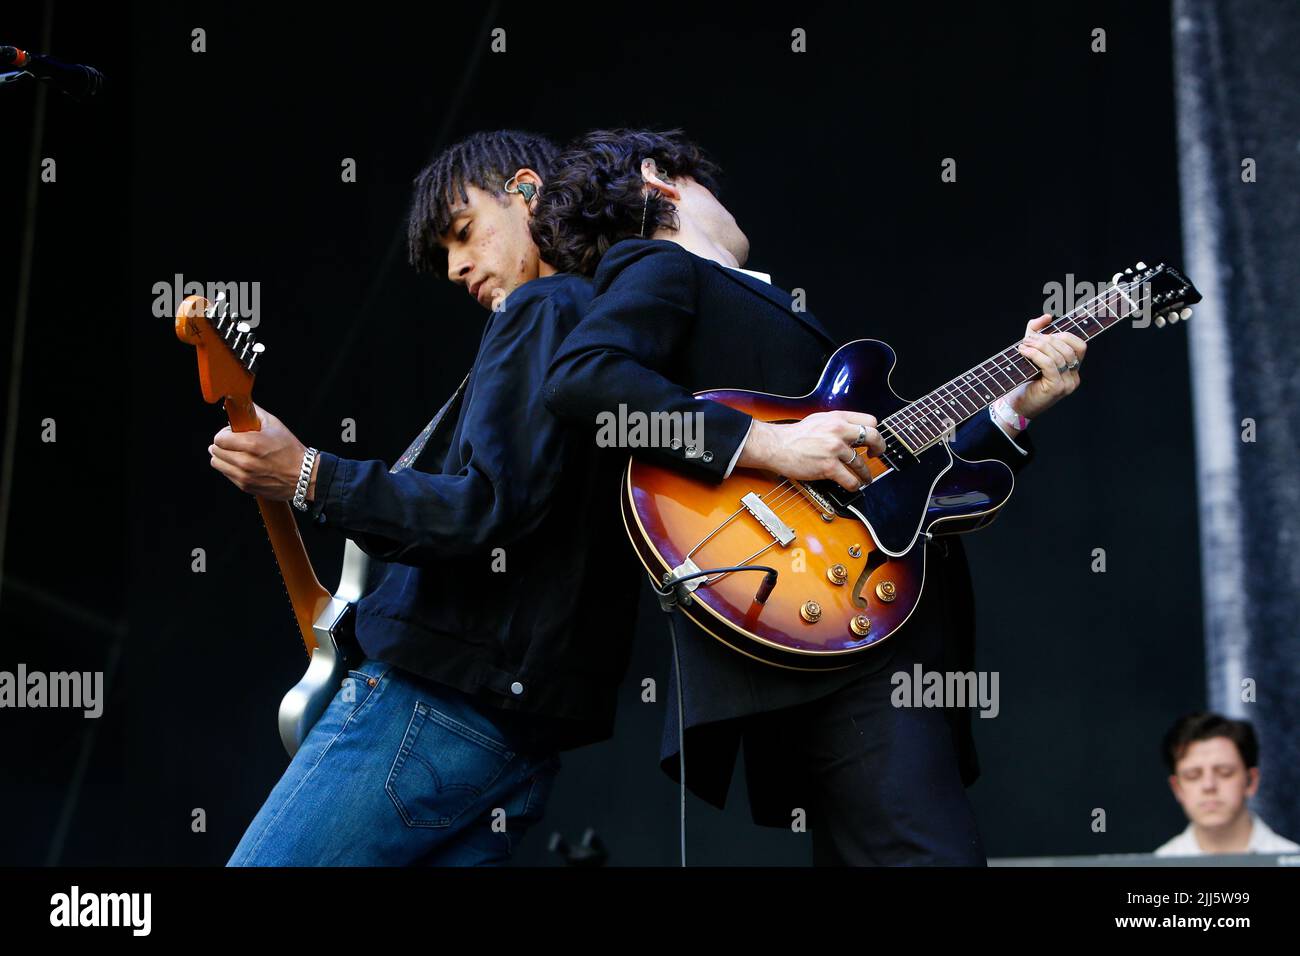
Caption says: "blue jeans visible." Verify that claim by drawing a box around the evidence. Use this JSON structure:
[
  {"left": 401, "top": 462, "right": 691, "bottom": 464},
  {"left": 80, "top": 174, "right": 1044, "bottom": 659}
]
[{"left": 227, "top": 659, "right": 561, "bottom": 866}]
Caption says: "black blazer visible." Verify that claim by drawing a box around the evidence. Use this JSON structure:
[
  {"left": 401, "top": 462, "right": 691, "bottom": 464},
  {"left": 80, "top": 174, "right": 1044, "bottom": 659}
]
[{"left": 544, "top": 239, "right": 1034, "bottom": 815}]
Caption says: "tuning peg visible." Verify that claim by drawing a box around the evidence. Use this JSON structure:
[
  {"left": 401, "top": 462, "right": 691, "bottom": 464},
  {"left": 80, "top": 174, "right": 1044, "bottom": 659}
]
[
  {"left": 1125, "top": 267, "right": 1134, "bottom": 275},
  {"left": 1112, "top": 272, "right": 1123, "bottom": 285},
  {"left": 247, "top": 341, "right": 266, "bottom": 372},
  {"left": 1179, "top": 307, "right": 1193, "bottom": 320},
  {"left": 232, "top": 321, "right": 251, "bottom": 351},
  {"left": 1155, "top": 314, "right": 1168, "bottom": 328},
  {"left": 209, "top": 292, "right": 228, "bottom": 328},
  {"left": 1136, "top": 261, "right": 1147, "bottom": 270},
  {"left": 1168, "top": 311, "right": 1180, "bottom": 323}
]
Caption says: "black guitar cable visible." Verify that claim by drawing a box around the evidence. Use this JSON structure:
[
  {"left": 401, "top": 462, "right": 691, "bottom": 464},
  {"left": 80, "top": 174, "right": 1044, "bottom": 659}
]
[{"left": 652, "top": 564, "right": 779, "bottom": 867}]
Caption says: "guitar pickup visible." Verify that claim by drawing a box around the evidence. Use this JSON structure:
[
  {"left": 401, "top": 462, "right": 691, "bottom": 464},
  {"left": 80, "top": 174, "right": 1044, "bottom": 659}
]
[{"left": 741, "top": 492, "right": 796, "bottom": 546}]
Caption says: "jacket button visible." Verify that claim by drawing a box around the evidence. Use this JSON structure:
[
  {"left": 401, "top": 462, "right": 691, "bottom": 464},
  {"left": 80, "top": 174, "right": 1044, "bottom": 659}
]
[{"left": 510, "top": 681, "right": 524, "bottom": 695}]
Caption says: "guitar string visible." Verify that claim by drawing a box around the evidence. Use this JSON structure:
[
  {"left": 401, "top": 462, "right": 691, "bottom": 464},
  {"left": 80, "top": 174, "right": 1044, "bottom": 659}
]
[
  {"left": 892, "top": 300, "right": 1106, "bottom": 442},
  {"left": 888, "top": 285, "right": 1128, "bottom": 444},
  {"left": 896, "top": 278, "right": 1129, "bottom": 429},
  {"left": 730, "top": 318, "right": 1079, "bottom": 549},
  {"left": 709, "top": 291, "right": 1104, "bottom": 514},
  {"left": 688, "top": 277, "right": 1150, "bottom": 570},
  {"left": 887, "top": 282, "right": 1135, "bottom": 448},
  {"left": 889, "top": 306, "right": 1093, "bottom": 445},
  {"left": 754, "top": 298, "right": 1106, "bottom": 544}
]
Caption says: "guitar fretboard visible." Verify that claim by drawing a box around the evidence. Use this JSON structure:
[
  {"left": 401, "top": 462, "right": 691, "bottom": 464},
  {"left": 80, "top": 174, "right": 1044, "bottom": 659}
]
[{"left": 880, "top": 274, "right": 1153, "bottom": 456}]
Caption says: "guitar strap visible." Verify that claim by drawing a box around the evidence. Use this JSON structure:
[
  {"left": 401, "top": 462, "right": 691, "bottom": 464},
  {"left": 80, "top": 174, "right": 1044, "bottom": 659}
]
[
  {"left": 352, "top": 371, "right": 470, "bottom": 595},
  {"left": 390, "top": 371, "right": 471, "bottom": 473}
]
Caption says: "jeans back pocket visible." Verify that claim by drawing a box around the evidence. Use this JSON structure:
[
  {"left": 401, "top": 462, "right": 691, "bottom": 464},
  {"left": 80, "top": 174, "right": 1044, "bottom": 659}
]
[{"left": 385, "top": 700, "right": 516, "bottom": 828}]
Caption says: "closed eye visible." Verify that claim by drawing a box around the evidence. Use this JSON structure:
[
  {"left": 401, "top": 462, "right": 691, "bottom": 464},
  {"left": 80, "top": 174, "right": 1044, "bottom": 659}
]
[{"left": 458, "top": 222, "right": 470, "bottom": 242}]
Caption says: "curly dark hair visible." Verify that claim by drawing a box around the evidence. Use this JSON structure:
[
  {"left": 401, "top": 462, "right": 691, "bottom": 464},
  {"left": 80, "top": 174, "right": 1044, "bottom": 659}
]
[
  {"left": 530, "top": 129, "right": 722, "bottom": 276},
  {"left": 1162, "top": 712, "right": 1259, "bottom": 773},
  {"left": 407, "top": 130, "right": 559, "bottom": 278}
]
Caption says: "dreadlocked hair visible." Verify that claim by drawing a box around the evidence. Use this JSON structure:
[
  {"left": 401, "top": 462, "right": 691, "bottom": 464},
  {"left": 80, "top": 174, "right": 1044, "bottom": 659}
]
[{"left": 407, "top": 130, "right": 559, "bottom": 278}]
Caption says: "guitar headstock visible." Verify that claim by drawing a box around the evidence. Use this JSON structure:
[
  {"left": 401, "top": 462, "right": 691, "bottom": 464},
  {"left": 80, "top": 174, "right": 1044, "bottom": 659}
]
[
  {"left": 174, "top": 292, "right": 266, "bottom": 405},
  {"left": 1111, "top": 261, "right": 1204, "bottom": 328}
]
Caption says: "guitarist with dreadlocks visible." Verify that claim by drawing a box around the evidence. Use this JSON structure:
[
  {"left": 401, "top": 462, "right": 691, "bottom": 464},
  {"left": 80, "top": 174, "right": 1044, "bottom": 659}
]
[{"left": 216, "top": 131, "right": 639, "bottom": 866}]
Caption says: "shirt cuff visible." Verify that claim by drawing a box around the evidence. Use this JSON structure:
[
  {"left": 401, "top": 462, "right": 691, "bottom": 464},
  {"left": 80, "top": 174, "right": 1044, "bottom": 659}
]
[
  {"left": 306, "top": 450, "right": 342, "bottom": 524},
  {"left": 988, "top": 405, "right": 1030, "bottom": 456},
  {"left": 722, "top": 418, "right": 754, "bottom": 479}
]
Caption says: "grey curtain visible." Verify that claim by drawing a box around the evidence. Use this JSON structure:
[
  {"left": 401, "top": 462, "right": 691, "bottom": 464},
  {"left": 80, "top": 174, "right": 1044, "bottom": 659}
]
[{"left": 1173, "top": 0, "right": 1300, "bottom": 841}]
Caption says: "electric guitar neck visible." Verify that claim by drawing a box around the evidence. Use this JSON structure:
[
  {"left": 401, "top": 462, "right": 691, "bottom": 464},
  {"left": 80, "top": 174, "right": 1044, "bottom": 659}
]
[{"left": 174, "top": 292, "right": 330, "bottom": 654}]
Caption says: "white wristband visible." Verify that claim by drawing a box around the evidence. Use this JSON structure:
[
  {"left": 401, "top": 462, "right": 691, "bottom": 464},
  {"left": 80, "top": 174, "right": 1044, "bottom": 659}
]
[{"left": 991, "top": 397, "right": 1029, "bottom": 431}]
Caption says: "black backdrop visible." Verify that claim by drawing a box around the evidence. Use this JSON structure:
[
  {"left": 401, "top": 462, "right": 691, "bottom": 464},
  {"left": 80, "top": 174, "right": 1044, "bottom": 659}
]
[{"left": 0, "top": 1, "right": 1210, "bottom": 865}]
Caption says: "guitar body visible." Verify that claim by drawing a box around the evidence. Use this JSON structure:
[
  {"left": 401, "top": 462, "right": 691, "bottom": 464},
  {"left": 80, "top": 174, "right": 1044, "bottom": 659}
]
[
  {"left": 276, "top": 540, "right": 370, "bottom": 756},
  {"left": 622, "top": 339, "right": 1016, "bottom": 670}
]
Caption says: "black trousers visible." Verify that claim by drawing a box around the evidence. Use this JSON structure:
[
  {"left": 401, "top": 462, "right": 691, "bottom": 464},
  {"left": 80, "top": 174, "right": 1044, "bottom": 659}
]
[{"left": 741, "top": 603, "right": 987, "bottom": 866}]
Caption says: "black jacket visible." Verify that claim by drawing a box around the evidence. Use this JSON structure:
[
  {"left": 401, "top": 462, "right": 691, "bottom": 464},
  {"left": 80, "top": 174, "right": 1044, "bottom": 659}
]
[
  {"left": 307, "top": 273, "right": 640, "bottom": 751},
  {"left": 543, "top": 239, "right": 1034, "bottom": 817}
]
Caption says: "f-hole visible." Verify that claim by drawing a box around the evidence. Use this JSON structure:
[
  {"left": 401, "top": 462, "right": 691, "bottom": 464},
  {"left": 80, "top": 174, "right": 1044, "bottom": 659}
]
[{"left": 851, "top": 549, "right": 890, "bottom": 609}]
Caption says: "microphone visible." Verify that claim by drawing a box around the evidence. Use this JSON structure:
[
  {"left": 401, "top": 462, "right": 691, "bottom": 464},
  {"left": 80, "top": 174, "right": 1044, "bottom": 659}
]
[{"left": 0, "top": 46, "right": 104, "bottom": 100}]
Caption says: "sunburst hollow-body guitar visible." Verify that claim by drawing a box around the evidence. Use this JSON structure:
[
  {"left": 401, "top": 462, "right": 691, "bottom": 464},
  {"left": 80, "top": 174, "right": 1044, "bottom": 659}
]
[{"left": 622, "top": 261, "right": 1201, "bottom": 670}]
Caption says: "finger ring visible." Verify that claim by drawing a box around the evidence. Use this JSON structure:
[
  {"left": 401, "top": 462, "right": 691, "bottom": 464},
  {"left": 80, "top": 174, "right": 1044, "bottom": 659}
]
[
  {"left": 840, "top": 448, "right": 858, "bottom": 464},
  {"left": 1056, "top": 364, "right": 1068, "bottom": 373},
  {"left": 1067, "top": 360, "right": 1080, "bottom": 370},
  {"left": 855, "top": 424, "right": 868, "bottom": 446}
]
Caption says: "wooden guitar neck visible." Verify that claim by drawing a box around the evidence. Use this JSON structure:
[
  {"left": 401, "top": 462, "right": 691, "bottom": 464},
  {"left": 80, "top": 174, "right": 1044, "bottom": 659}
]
[{"left": 178, "top": 295, "right": 330, "bottom": 656}]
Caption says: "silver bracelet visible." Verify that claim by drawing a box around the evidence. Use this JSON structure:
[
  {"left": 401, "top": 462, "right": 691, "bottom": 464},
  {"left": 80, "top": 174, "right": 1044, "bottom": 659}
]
[{"left": 292, "top": 446, "right": 318, "bottom": 512}]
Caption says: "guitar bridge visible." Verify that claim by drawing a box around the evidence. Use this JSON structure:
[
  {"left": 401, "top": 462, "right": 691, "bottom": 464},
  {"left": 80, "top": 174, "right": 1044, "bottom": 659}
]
[{"left": 741, "top": 492, "right": 796, "bottom": 545}]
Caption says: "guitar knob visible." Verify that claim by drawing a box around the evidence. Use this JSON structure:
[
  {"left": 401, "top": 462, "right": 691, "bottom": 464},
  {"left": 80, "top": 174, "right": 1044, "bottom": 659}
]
[
  {"left": 826, "top": 564, "right": 848, "bottom": 586},
  {"left": 849, "top": 615, "right": 872, "bottom": 637},
  {"left": 799, "top": 601, "right": 823, "bottom": 624},
  {"left": 875, "top": 580, "right": 898, "bottom": 603}
]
